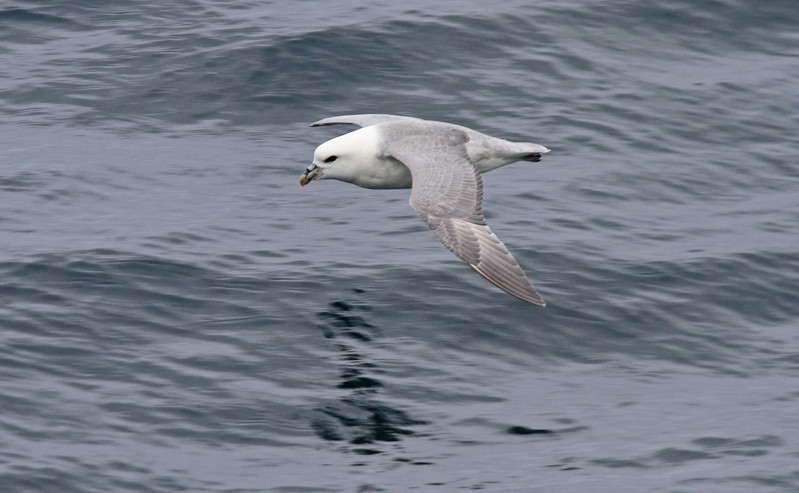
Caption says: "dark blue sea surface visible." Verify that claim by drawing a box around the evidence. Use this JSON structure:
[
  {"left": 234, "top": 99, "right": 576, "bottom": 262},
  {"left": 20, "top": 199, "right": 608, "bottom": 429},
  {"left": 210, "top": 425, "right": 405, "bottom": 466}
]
[{"left": 2, "top": 1, "right": 799, "bottom": 491}]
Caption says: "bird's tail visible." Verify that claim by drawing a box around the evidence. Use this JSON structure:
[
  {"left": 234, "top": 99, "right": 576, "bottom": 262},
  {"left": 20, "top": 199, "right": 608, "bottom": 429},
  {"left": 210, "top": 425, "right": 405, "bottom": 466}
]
[{"left": 514, "top": 143, "right": 550, "bottom": 163}]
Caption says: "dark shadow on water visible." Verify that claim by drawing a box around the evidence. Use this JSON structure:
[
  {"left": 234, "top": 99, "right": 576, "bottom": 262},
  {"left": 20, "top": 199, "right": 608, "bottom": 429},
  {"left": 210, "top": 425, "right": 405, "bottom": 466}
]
[
  {"left": 310, "top": 289, "right": 427, "bottom": 452},
  {"left": 506, "top": 425, "right": 554, "bottom": 435}
]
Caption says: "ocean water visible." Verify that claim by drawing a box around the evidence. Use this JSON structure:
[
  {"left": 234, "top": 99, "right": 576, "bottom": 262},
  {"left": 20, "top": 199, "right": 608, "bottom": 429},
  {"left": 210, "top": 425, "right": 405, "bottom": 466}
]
[{"left": 2, "top": 1, "right": 799, "bottom": 491}]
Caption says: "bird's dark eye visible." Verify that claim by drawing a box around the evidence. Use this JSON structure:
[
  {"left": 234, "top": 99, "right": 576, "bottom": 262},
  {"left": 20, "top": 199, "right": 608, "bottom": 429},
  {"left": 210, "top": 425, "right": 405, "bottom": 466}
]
[{"left": 323, "top": 155, "right": 338, "bottom": 163}]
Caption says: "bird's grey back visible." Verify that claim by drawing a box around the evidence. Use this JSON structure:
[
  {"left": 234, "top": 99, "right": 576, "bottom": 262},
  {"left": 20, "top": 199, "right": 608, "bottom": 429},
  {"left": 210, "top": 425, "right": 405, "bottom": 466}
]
[{"left": 377, "top": 121, "right": 484, "bottom": 225}]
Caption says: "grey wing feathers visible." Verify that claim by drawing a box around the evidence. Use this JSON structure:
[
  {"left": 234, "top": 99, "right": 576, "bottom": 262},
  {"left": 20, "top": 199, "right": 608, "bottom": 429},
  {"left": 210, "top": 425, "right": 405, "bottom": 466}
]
[
  {"left": 383, "top": 124, "right": 546, "bottom": 306},
  {"left": 431, "top": 218, "right": 546, "bottom": 305},
  {"left": 310, "top": 114, "right": 422, "bottom": 128}
]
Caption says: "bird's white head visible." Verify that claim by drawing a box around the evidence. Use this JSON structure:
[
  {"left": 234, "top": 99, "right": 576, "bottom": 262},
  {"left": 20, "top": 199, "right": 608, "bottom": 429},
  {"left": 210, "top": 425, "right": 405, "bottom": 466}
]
[{"left": 300, "top": 126, "right": 382, "bottom": 186}]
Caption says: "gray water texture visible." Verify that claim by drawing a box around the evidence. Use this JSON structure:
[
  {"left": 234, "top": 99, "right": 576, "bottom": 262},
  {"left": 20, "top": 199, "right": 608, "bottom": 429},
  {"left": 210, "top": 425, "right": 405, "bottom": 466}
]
[{"left": 1, "top": 1, "right": 799, "bottom": 492}]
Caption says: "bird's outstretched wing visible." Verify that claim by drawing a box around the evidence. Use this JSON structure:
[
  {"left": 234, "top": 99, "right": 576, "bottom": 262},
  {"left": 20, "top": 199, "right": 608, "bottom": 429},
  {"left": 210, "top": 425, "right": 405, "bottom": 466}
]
[
  {"left": 310, "top": 114, "right": 422, "bottom": 128},
  {"left": 380, "top": 122, "right": 546, "bottom": 306}
]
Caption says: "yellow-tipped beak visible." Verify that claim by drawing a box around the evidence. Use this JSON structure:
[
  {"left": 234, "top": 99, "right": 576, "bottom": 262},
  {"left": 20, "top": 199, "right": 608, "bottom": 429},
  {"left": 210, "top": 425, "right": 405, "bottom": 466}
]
[{"left": 299, "top": 163, "right": 320, "bottom": 186}]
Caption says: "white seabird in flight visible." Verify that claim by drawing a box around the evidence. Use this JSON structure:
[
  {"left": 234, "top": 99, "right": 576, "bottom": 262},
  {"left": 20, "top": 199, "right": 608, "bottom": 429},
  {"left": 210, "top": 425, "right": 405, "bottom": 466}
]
[{"left": 300, "top": 114, "right": 550, "bottom": 306}]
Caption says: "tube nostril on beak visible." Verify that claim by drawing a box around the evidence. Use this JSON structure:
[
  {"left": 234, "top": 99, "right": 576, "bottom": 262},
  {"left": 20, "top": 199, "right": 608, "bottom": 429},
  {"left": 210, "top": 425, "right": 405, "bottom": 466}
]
[{"left": 299, "top": 163, "right": 321, "bottom": 186}]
